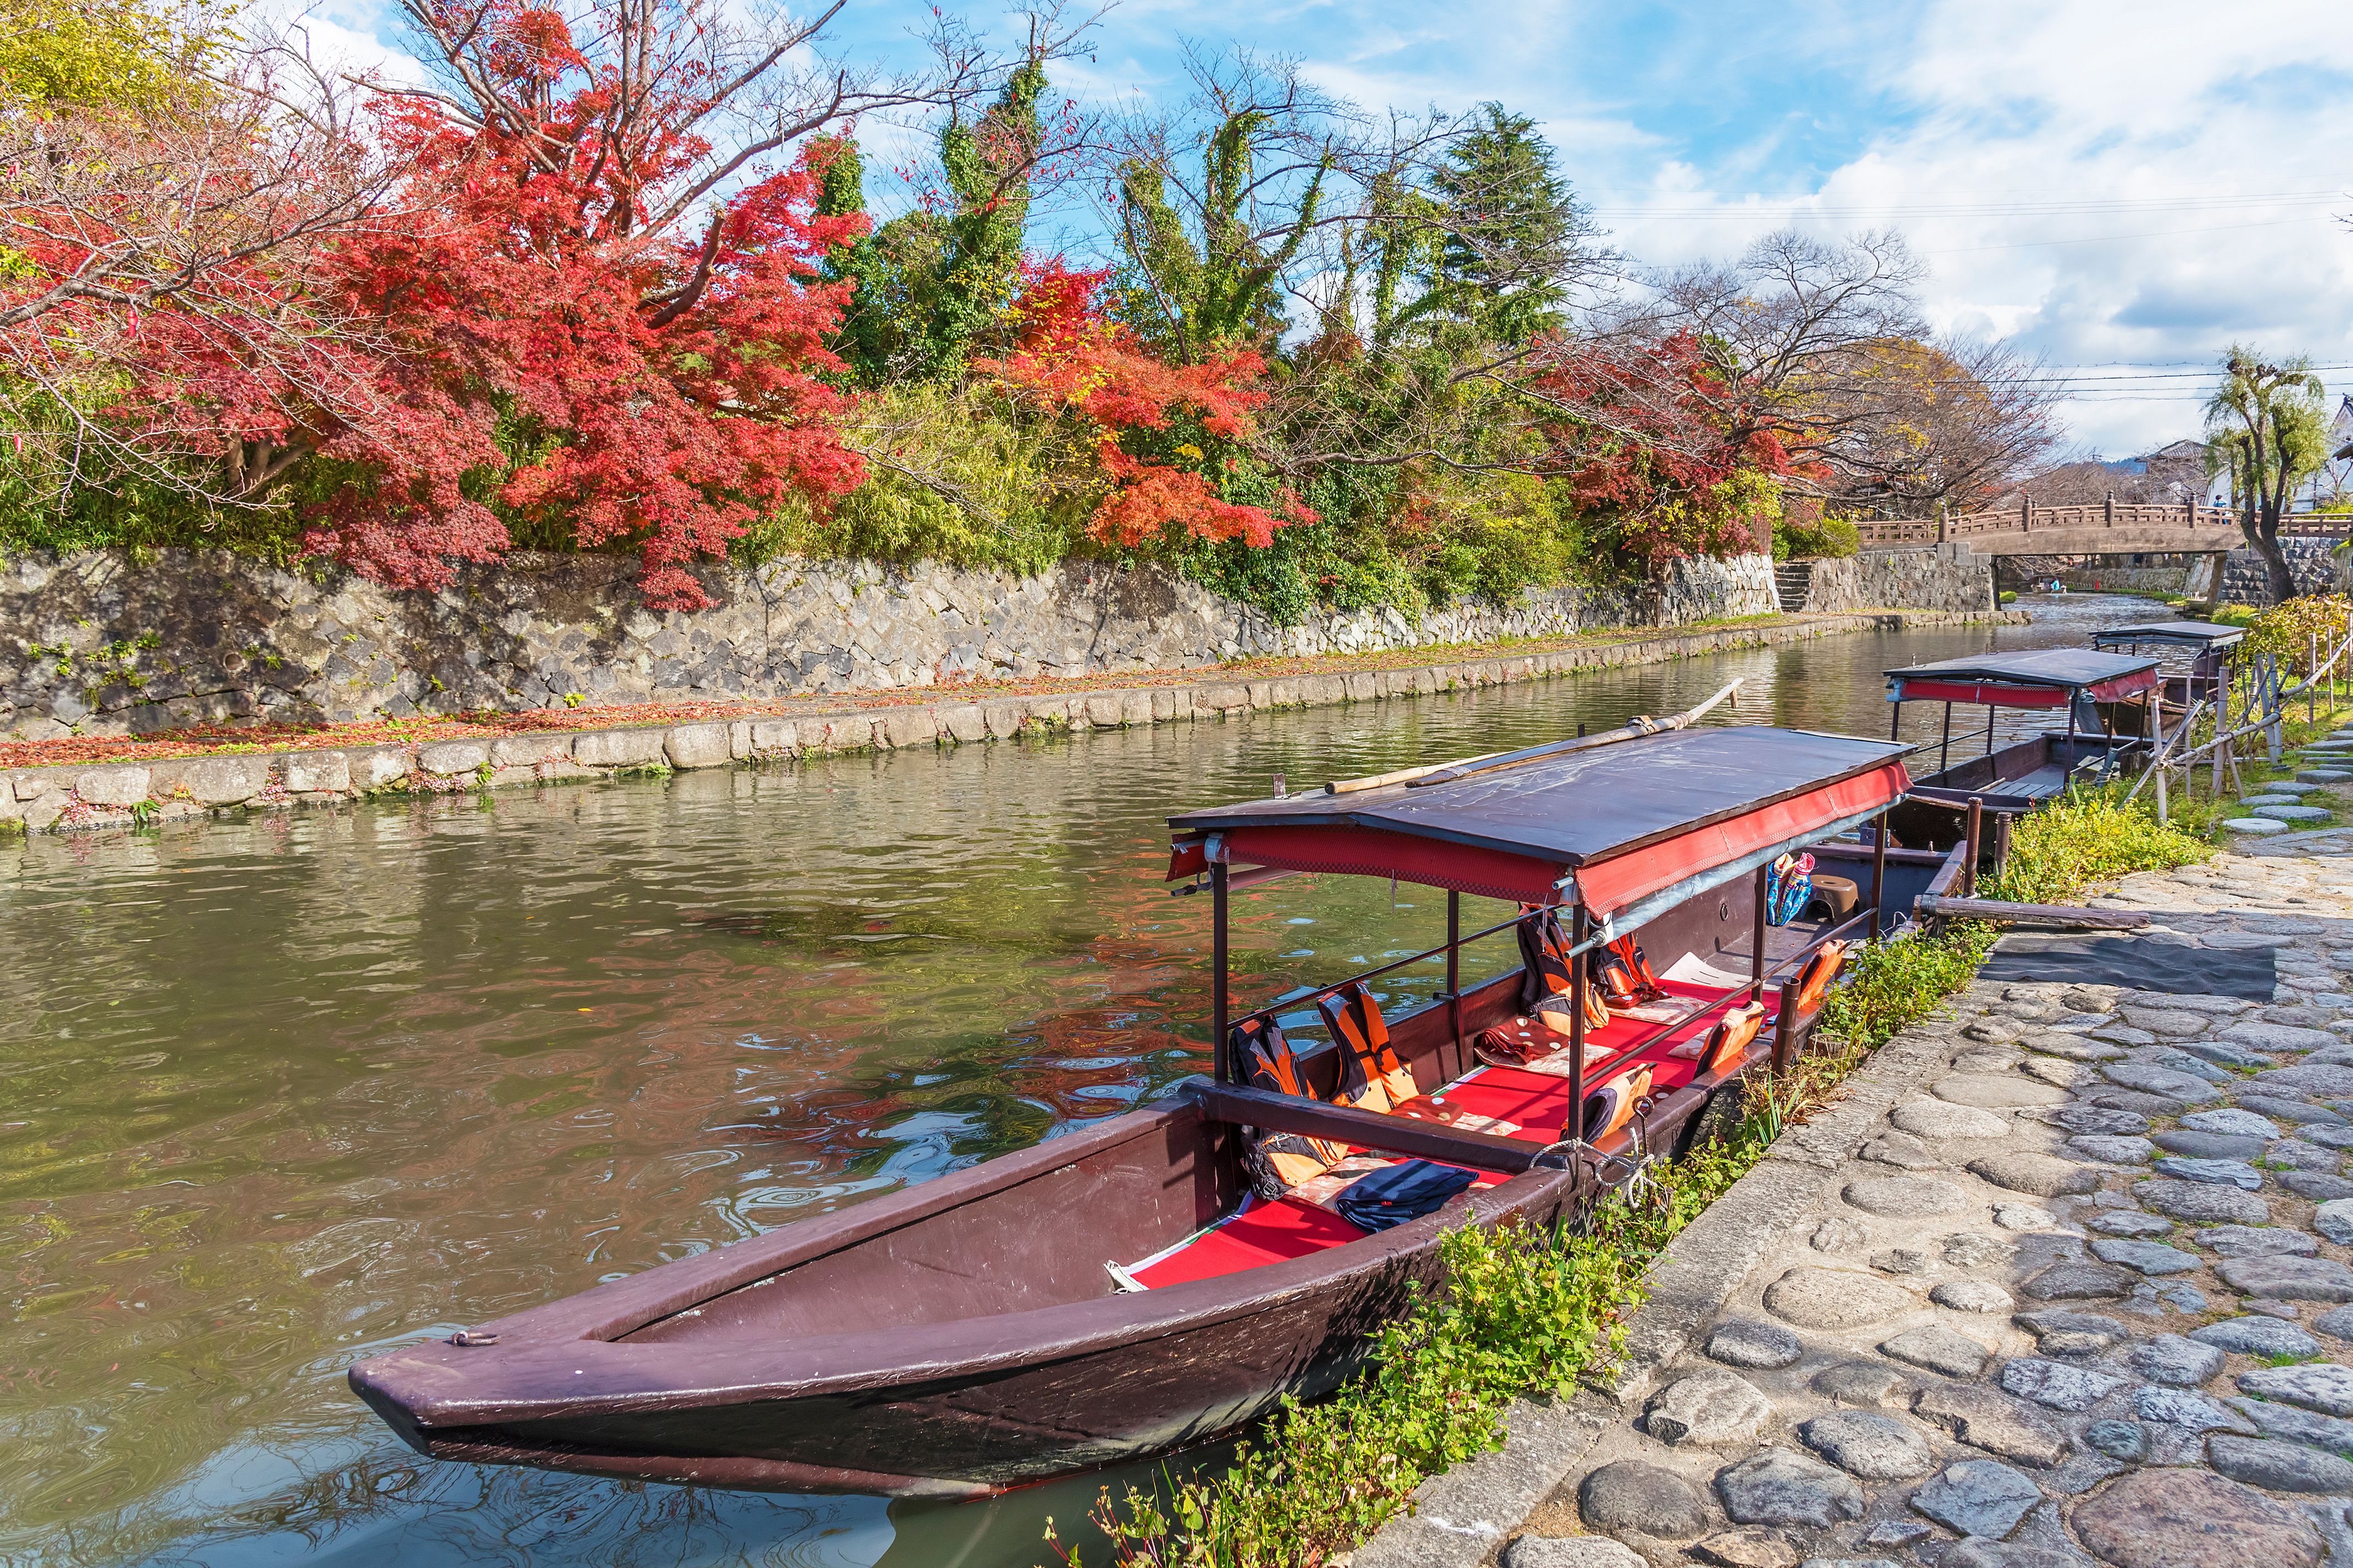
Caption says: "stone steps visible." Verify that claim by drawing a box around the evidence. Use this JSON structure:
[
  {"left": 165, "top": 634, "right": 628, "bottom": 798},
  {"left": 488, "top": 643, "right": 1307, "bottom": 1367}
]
[{"left": 1774, "top": 560, "right": 1816, "bottom": 614}]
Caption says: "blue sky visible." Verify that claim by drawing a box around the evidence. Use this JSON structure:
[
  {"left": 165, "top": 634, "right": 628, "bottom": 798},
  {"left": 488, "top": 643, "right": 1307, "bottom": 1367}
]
[{"left": 297, "top": 0, "right": 2353, "bottom": 462}]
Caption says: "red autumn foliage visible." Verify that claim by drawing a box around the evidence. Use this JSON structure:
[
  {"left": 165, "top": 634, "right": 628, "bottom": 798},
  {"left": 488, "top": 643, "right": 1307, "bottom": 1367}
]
[
  {"left": 45, "top": 3, "right": 870, "bottom": 611},
  {"left": 979, "top": 259, "right": 1308, "bottom": 547},
  {"left": 1534, "top": 331, "right": 1803, "bottom": 567},
  {"left": 290, "top": 6, "right": 866, "bottom": 610}
]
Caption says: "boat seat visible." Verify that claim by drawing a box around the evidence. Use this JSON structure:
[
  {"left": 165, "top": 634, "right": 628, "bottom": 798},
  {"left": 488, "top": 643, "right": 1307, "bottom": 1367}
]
[{"left": 2004, "top": 764, "right": 2072, "bottom": 800}]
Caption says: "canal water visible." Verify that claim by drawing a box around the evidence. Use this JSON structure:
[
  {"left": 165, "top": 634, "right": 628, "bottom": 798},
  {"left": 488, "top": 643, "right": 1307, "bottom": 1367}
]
[{"left": 1, "top": 595, "right": 2156, "bottom": 1567}]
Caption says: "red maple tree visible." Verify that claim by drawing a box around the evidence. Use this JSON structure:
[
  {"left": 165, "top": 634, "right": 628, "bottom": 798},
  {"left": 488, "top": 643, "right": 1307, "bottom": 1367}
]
[
  {"left": 291, "top": 3, "right": 870, "bottom": 609},
  {"left": 1534, "top": 331, "right": 1801, "bottom": 568},
  {"left": 979, "top": 259, "right": 1309, "bottom": 548}
]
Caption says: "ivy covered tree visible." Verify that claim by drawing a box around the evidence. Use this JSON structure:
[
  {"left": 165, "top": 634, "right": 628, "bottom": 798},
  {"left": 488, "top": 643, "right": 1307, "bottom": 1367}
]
[
  {"left": 1111, "top": 53, "right": 1335, "bottom": 360},
  {"left": 822, "top": 49, "right": 1068, "bottom": 381}
]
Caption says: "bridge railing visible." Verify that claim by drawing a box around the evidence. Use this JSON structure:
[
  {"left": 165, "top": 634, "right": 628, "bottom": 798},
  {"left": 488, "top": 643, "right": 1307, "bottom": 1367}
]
[{"left": 1853, "top": 500, "right": 2346, "bottom": 547}]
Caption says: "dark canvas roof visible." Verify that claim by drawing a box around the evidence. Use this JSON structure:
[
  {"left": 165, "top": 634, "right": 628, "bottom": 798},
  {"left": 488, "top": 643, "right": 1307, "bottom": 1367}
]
[
  {"left": 1169, "top": 725, "right": 1910, "bottom": 870},
  {"left": 2089, "top": 621, "right": 2247, "bottom": 648},
  {"left": 1884, "top": 648, "right": 2159, "bottom": 690}
]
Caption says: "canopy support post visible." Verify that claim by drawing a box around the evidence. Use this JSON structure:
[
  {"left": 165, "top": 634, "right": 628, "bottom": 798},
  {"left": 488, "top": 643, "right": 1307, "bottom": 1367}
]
[
  {"left": 1940, "top": 701, "right": 1953, "bottom": 771},
  {"left": 1568, "top": 904, "right": 1589, "bottom": 1146},
  {"left": 1446, "top": 890, "right": 1462, "bottom": 1076},
  {"left": 1965, "top": 797, "right": 1985, "bottom": 899},
  {"left": 1772, "top": 977, "right": 1802, "bottom": 1074},
  {"left": 1983, "top": 704, "right": 1996, "bottom": 759},
  {"left": 1869, "top": 814, "right": 1888, "bottom": 943},
  {"left": 1750, "top": 862, "right": 1769, "bottom": 1001},
  {"left": 1890, "top": 699, "right": 1902, "bottom": 741},
  {"left": 1211, "top": 861, "right": 1230, "bottom": 1084}
]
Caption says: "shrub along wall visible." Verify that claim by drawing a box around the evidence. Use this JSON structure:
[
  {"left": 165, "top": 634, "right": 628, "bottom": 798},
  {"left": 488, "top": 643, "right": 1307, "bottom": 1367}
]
[{"left": 0, "top": 549, "right": 1782, "bottom": 740}]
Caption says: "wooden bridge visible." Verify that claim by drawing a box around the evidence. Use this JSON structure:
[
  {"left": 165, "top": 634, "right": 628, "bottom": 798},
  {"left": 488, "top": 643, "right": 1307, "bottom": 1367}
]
[{"left": 1854, "top": 499, "right": 2348, "bottom": 557}]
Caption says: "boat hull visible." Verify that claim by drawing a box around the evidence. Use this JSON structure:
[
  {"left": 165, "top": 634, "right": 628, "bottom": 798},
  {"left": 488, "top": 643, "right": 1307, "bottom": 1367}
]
[{"left": 351, "top": 1097, "right": 1583, "bottom": 1494}]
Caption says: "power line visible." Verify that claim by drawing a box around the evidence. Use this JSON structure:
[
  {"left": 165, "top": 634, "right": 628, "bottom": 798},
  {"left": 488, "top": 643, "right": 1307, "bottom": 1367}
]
[
  {"left": 1592, "top": 191, "right": 2348, "bottom": 219},
  {"left": 1922, "top": 215, "right": 2339, "bottom": 253}
]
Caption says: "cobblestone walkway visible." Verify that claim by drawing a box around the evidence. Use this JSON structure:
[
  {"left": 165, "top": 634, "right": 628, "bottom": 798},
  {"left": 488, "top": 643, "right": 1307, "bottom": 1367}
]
[{"left": 1501, "top": 842, "right": 2353, "bottom": 1568}]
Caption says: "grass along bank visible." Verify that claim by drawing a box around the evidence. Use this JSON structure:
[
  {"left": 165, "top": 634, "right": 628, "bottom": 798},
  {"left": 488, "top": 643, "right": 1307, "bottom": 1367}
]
[{"left": 1045, "top": 786, "right": 2222, "bottom": 1568}]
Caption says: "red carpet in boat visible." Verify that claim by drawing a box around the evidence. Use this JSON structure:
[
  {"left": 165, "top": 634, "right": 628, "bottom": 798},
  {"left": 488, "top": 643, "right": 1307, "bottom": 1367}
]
[{"left": 1130, "top": 1198, "right": 1368, "bottom": 1287}]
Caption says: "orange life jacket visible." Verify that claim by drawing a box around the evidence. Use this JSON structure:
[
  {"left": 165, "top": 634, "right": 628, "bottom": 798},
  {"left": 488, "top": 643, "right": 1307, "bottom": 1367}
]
[
  {"left": 1317, "top": 982, "right": 1418, "bottom": 1109},
  {"left": 1793, "top": 940, "right": 1849, "bottom": 1016},
  {"left": 1231, "top": 1017, "right": 1346, "bottom": 1188},
  {"left": 1609, "top": 935, "right": 1666, "bottom": 1000},
  {"left": 1698, "top": 1001, "right": 1768, "bottom": 1076},
  {"left": 1582, "top": 1062, "right": 1654, "bottom": 1141},
  {"left": 1518, "top": 905, "right": 1608, "bottom": 1031}
]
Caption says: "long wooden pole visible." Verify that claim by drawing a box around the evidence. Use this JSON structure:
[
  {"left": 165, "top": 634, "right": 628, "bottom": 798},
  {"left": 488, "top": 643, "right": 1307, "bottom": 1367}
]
[{"left": 1326, "top": 680, "right": 1745, "bottom": 795}]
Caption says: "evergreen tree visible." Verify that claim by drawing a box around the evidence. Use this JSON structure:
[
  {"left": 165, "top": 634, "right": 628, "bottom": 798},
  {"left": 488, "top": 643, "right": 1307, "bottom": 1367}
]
[{"left": 1426, "top": 104, "right": 1589, "bottom": 343}]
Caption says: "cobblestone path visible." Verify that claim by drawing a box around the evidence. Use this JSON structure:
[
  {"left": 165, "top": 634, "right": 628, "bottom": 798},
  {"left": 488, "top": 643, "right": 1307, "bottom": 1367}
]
[{"left": 1504, "top": 839, "right": 2353, "bottom": 1568}]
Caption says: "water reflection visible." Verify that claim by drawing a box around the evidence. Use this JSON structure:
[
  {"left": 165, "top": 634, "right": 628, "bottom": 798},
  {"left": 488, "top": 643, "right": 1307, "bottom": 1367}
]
[{"left": 0, "top": 594, "right": 2152, "bottom": 1566}]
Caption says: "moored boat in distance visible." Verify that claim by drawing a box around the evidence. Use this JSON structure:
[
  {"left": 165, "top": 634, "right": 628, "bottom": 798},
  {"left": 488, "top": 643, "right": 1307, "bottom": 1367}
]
[
  {"left": 1879, "top": 649, "right": 2160, "bottom": 864},
  {"left": 347, "top": 701, "right": 1913, "bottom": 1498}
]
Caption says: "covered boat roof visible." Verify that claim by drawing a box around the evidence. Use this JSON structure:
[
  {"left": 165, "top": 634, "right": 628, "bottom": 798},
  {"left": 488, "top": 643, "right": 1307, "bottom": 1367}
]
[
  {"left": 1884, "top": 647, "right": 2160, "bottom": 709},
  {"left": 2089, "top": 621, "right": 2248, "bottom": 649},
  {"left": 1168, "top": 725, "right": 1911, "bottom": 921}
]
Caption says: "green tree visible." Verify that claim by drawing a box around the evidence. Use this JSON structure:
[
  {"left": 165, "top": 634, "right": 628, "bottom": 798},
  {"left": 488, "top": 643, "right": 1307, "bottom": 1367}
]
[
  {"left": 2206, "top": 347, "right": 2332, "bottom": 604},
  {"left": 811, "top": 134, "right": 895, "bottom": 382},
  {"left": 1113, "top": 65, "right": 1333, "bottom": 360},
  {"left": 0, "top": 0, "right": 215, "bottom": 109},
  {"left": 1424, "top": 103, "right": 1589, "bottom": 344}
]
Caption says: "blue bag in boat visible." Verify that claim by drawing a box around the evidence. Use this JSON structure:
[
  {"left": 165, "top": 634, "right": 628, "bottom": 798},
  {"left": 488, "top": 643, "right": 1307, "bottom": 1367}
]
[{"left": 1333, "top": 1159, "right": 1478, "bottom": 1234}]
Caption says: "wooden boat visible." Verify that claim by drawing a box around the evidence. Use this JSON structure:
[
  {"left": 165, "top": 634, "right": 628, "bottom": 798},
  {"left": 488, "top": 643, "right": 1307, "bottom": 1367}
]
[
  {"left": 347, "top": 714, "right": 1912, "bottom": 1498},
  {"left": 1880, "top": 648, "right": 2159, "bottom": 857},
  {"left": 2089, "top": 619, "right": 2247, "bottom": 722}
]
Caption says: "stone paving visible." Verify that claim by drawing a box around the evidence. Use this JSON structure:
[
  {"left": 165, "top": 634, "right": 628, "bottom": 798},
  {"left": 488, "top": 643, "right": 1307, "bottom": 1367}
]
[{"left": 1487, "top": 842, "right": 2353, "bottom": 1568}]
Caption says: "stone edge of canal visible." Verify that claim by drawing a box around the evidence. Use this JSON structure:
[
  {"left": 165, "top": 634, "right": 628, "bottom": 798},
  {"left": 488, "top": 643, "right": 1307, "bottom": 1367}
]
[{"left": 2, "top": 609, "right": 2020, "bottom": 838}]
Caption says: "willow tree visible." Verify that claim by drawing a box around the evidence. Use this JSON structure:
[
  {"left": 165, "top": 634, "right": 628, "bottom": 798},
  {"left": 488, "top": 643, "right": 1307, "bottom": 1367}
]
[{"left": 2206, "top": 348, "right": 2331, "bottom": 604}]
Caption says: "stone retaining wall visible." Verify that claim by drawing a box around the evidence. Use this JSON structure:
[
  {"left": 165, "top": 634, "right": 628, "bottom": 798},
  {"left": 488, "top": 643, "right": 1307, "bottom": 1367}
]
[
  {"left": 0, "top": 609, "right": 2015, "bottom": 835},
  {"left": 2223, "top": 540, "right": 2344, "bottom": 606},
  {"left": 0, "top": 549, "right": 1780, "bottom": 741},
  {"left": 2059, "top": 565, "right": 2188, "bottom": 595},
  {"left": 1795, "top": 544, "right": 1993, "bottom": 616}
]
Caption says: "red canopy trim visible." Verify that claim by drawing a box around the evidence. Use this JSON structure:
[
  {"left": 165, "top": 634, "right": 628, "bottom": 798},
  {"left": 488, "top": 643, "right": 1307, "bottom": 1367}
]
[
  {"left": 1893, "top": 670, "right": 2158, "bottom": 708},
  {"left": 1211, "top": 825, "right": 1565, "bottom": 903},
  {"left": 1575, "top": 761, "right": 1910, "bottom": 919}
]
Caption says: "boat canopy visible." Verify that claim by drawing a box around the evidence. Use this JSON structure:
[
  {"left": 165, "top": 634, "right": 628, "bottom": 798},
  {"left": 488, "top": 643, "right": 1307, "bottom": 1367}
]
[
  {"left": 1167, "top": 725, "right": 1911, "bottom": 926},
  {"left": 1884, "top": 648, "right": 2160, "bottom": 710},
  {"left": 2088, "top": 621, "right": 2248, "bottom": 651}
]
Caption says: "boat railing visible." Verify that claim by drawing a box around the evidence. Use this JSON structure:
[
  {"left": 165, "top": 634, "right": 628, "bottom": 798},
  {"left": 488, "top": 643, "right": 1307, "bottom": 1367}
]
[
  {"left": 1226, "top": 884, "right": 1874, "bottom": 1082},
  {"left": 1226, "top": 907, "right": 1528, "bottom": 1033}
]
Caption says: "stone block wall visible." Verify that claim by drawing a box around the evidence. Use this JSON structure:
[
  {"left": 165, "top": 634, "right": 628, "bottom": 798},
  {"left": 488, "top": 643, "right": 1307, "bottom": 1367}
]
[
  {"left": 2057, "top": 565, "right": 2189, "bottom": 594},
  {"left": 0, "top": 549, "right": 1780, "bottom": 740},
  {"left": 2221, "top": 539, "right": 2342, "bottom": 605},
  {"left": 1791, "top": 543, "right": 1993, "bottom": 615}
]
